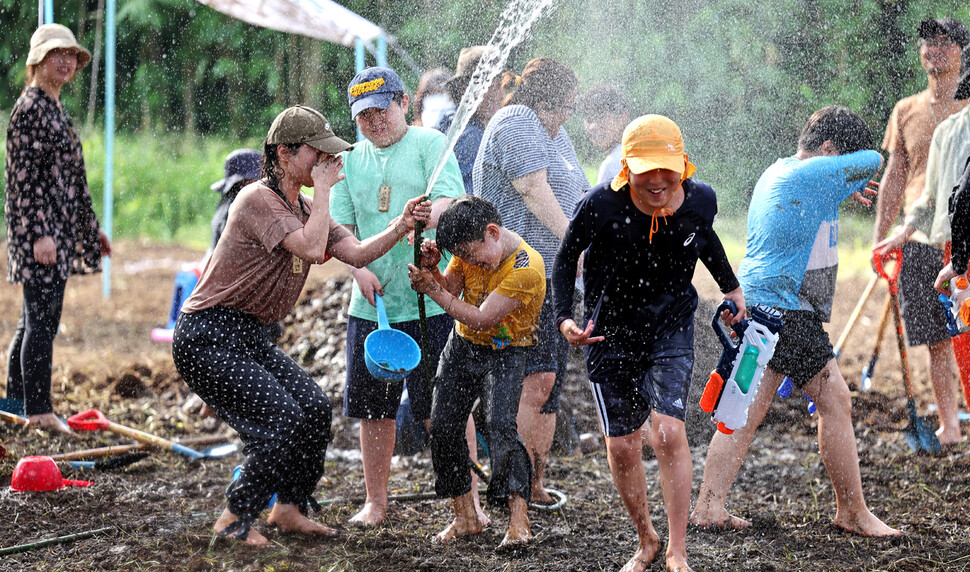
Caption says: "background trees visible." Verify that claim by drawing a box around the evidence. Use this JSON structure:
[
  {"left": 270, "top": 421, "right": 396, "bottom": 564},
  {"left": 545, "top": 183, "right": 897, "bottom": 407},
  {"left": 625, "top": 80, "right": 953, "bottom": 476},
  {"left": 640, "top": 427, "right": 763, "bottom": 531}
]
[{"left": 1, "top": 0, "right": 969, "bottom": 229}]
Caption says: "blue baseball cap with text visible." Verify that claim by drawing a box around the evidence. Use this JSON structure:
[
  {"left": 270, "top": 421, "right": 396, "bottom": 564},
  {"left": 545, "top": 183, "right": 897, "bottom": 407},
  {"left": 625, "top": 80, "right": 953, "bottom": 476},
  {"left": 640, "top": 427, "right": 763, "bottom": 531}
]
[{"left": 347, "top": 67, "right": 405, "bottom": 119}]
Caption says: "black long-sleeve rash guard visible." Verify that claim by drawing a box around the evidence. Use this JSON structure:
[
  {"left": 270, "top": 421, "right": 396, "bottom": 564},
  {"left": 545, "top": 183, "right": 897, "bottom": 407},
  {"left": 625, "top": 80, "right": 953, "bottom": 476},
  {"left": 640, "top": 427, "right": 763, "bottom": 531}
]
[
  {"left": 552, "top": 179, "right": 740, "bottom": 346},
  {"left": 949, "top": 156, "right": 970, "bottom": 274}
]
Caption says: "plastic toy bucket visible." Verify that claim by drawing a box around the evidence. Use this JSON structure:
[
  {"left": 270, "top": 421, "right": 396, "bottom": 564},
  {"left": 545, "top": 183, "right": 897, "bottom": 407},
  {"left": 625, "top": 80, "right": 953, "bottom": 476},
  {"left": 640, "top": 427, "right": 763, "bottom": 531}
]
[
  {"left": 364, "top": 293, "right": 421, "bottom": 382},
  {"left": 10, "top": 456, "right": 93, "bottom": 492}
]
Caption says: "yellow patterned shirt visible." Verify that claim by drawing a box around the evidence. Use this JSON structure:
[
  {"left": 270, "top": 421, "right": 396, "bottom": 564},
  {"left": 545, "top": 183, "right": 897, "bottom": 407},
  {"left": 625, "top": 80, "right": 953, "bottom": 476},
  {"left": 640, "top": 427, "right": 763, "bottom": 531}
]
[{"left": 450, "top": 239, "right": 545, "bottom": 349}]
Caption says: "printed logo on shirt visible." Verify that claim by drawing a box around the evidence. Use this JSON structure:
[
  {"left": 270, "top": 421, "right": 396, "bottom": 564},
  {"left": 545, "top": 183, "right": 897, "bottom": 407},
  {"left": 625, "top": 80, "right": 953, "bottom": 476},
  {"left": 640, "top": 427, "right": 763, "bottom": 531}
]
[{"left": 683, "top": 233, "right": 696, "bottom": 246}]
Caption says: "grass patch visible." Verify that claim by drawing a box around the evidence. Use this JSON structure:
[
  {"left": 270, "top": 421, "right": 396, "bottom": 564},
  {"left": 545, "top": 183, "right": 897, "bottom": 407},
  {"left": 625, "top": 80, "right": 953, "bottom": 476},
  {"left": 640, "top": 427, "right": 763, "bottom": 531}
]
[
  {"left": 1, "top": 129, "right": 262, "bottom": 247},
  {"left": 715, "top": 209, "right": 879, "bottom": 276}
]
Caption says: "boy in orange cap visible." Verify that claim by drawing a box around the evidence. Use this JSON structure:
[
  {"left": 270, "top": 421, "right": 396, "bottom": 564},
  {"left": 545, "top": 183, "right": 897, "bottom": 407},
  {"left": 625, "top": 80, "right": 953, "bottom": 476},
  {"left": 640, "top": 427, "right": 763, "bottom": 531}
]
[{"left": 553, "top": 115, "right": 745, "bottom": 572}]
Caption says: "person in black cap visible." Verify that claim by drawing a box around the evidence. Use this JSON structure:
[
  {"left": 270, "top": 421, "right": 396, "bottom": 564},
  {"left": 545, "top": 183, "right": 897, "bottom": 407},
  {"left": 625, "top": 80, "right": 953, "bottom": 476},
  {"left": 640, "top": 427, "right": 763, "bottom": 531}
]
[
  {"left": 209, "top": 149, "right": 262, "bottom": 252},
  {"left": 873, "top": 17, "right": 969, "bottom": 445},
  {"left": 173, "top": 105, "right": 430, "bottom": 546}
]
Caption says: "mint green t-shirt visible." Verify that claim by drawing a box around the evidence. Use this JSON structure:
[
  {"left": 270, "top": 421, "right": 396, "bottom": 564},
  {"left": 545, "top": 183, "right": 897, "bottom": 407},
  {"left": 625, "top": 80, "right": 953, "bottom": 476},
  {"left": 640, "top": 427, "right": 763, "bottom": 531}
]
[{"left": 330, "top": 126, "right": 465, "bottom": 323}]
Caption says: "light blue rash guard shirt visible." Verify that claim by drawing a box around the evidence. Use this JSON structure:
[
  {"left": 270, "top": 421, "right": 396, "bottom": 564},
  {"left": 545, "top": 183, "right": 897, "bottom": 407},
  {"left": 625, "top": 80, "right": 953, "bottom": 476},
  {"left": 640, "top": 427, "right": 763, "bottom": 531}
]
[{"left": 738, "top": 150, "right": 882, "bottom": 321}]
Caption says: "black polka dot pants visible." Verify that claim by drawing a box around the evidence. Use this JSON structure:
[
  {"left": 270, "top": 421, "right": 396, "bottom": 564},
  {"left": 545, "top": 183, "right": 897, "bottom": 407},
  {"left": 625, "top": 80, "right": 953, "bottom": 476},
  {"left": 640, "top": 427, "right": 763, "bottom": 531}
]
[{"left": 173, "top": 306, "right": 332, "bottom": 518}]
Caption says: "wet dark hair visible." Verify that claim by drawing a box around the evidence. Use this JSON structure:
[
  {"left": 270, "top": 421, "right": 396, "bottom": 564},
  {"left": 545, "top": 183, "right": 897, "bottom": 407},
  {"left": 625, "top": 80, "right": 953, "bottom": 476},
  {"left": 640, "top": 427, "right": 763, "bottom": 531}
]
[
  {"left": 262, "top": 141, "right": 302, "bottom": 192},
  {"left": 578, "top": 85, "right": 629, "bottom": 116},
  {"left": 502, "top": 58, "right": 578, "bottom": 112},
  {"left": 436, "top": 195, "right": 503, "bottom": 254},
  {"left": 797, "top": 106, "right": 873, "bottom": 155}
]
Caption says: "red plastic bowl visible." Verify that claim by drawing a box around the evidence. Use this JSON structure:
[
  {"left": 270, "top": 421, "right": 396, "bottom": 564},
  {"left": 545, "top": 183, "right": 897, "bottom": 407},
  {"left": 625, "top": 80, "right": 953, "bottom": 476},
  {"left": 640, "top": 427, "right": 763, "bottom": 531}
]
[{"left": 10, "top": 456, "right": 93, "bottom": 492}]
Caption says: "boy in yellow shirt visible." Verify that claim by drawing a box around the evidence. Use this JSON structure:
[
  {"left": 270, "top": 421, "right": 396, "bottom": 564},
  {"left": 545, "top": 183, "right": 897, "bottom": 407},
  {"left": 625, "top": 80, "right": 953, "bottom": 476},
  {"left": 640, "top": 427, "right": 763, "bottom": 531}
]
[{"left": 408, "top": 195, "right": 545, "bottom": 550}]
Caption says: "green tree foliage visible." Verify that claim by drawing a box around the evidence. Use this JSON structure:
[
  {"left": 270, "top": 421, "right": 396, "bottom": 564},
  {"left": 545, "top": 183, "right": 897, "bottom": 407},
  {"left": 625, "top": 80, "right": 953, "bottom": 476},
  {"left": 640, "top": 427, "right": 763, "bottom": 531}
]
[{"left": 1, "top": 0, "right": 969, "bottom": 237}]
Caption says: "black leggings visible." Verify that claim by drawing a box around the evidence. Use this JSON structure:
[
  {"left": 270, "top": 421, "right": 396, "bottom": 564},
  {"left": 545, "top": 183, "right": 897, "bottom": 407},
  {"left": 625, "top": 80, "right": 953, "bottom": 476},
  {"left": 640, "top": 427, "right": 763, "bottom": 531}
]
[
  {"left": 173, "top": 306, "right": 332, "bottom": 519},
  {"left": 6, "top": 277, "right": 66, "bottom": 415}
]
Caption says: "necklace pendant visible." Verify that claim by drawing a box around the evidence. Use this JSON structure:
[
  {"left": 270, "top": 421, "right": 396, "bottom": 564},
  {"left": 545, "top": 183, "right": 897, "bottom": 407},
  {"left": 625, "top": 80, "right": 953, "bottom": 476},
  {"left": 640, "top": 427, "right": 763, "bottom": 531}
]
[
  {"left": 292, "top": 255, "right": 304, "bottom": 274},
  {"left": 378, "top": 185, "right": 391, "bottom": 212}
]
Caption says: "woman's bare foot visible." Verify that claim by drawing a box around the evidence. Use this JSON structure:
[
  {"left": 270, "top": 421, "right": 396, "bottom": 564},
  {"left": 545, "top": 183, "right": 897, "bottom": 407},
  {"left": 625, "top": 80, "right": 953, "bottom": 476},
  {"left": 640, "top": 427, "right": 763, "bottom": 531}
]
[
  {"left": 936, "top": 426, "right": 964, "bottom": 447},
  {"left": 834, "top": 510, "right": 902, "bottom": 537},
  {"left": 435, "top": 515, "right": 486, "bottom": 543},
  {"left": 497, "top": 494, "right": 531, "bottom": 550},
  {"left": 214, "top": 509, "right": 271, "bottom": 547},
  {"left": 688, "top": 508, "right": 749, "bottom": 530},
  {"left": 435, "top": 492, "right": 485, "bottom": 543},
  {"left": 666, "top": 550, "right": 693, "bottom": 572},
  {"left": 620, "top": 541, "right": 660, "bottom": 572},
  {"left": 472, "top": 495, "right": 491, "bottom": 528},
  {"left": 268, "top": 503, "right": 337, "bottom": 536},
  {"left": 349, "top": 501, "right": 386, "bottom": 527},
  {"left": 530, "top": 486, "right": 556, "bottom": 505},
  {"left": 27, "top": 413, "right": 75, "bottom": 436}
]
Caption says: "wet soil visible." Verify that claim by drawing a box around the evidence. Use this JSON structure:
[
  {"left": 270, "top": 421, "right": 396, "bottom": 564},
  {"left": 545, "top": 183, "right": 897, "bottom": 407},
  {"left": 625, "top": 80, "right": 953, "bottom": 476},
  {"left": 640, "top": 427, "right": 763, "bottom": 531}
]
[{"left": 1, "top": 240, "right": 969, "bottom": 571}]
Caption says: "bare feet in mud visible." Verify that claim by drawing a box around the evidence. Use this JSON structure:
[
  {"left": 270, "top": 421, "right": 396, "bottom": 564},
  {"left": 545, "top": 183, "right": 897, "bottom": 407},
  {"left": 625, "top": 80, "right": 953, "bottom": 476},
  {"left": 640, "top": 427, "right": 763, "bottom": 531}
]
[
  {"left": 689, "top": 508, "right": 750, "bottom": 530},
  {"left": 268, "top": 504, "right": 338, "bottom": 536},
  {"left": 936, "top": 426, "right": 964, "bottom": 447},
  {"left": 530, "top": 486, "right": 556, "bottom": 505},
  {"left": 620, "top": 538, "right": 660, "bottom": 572},
  {"left": 214, "top": 509, "right": 271, "bottom": 547},
  {"left": 27, "top": 413, "right": 75, "bottom": 436},
  {"left": 666, "top": 551, "right": 694, "bottom": 572},
  {"left": 497, "top": 493, "right": 532, "bottom": 550},
  {"left": 434, "top": 514, "right": 486, "bottom": 543},
  {"left": 497, "top": 525, "right": 533, "bottom": 551},
  {"left": 834, "top": 510, "right": 902, "bottom": 538},
  {"left": 348, "top": 501, "right": 386, "bottom": 528},
  {"left": 473, "top": 500, "right": 491, "bottom": 528}
]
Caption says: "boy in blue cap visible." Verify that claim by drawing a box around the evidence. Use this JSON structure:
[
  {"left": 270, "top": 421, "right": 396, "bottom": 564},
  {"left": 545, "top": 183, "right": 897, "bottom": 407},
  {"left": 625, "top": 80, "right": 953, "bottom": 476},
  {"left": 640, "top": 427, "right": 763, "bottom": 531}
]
[{"left": 330, "top": 66, "right": 469, "bottom": 527}]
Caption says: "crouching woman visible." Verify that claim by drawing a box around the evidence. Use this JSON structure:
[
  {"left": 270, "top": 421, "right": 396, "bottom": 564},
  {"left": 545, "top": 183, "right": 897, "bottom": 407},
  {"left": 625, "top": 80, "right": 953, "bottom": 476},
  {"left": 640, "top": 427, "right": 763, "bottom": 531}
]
[{"left": 173, "top": 106, "right": 430, "bottom": 546}]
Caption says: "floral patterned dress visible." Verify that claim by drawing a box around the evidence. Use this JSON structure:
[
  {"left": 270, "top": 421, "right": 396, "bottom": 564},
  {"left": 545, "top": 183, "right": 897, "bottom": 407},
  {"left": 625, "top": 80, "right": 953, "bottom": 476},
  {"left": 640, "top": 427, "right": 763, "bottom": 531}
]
[{"left": 4, "top": 87, "right": 103, "bottom": 285}]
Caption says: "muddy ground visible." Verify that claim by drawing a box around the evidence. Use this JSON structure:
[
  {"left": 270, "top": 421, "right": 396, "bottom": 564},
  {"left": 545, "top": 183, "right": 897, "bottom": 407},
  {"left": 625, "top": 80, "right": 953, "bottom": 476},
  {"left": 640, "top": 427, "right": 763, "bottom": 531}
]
[{"left": 1, "top": 240, "right": 969, "bottom": 571}]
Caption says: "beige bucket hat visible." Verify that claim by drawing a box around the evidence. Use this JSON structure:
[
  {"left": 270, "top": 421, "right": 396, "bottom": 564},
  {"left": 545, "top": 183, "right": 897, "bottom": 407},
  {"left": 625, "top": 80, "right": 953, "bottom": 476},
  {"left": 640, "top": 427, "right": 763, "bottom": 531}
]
[{"left": 27, "top": 24, "right": 92, "bottom": 70}]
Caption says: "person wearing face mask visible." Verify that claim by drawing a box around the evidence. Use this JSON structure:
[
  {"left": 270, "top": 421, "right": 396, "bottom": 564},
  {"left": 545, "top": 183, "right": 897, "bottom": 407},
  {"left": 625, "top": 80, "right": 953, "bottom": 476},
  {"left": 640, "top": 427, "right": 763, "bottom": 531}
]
[
  {"left": 435, "top": 46, "right": 508, "bottom": 195},
  {"left": 553, "top": 114, "right": 744, "bottom": 572},
  {"left": 4, "top": 24, "right": 111, "bottom": 435}
]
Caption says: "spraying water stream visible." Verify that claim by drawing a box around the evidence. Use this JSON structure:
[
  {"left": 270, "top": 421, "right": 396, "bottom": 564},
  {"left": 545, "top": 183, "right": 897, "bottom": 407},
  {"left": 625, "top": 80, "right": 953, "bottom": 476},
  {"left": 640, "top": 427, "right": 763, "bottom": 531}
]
[{"left": 423, "top": 0, "right": 554, "bottom": 197}]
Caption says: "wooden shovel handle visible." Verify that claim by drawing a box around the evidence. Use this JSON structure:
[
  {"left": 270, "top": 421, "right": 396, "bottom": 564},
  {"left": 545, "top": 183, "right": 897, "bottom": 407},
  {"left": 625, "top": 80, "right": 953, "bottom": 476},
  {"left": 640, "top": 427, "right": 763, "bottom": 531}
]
[
  {"left": 48, "top": 434, "right": 231, "bottom": 461},
  {"left": 835, "top": 274, "right": 878, "bottom": 356},
  {"left": 890, "top": 292, "right": 916, "bottom": 399}
]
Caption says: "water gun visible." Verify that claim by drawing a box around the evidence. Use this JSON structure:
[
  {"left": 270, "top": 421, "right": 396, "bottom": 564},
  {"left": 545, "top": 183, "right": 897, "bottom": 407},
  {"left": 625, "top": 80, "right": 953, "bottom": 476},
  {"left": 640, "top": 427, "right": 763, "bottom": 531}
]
[
  {"left": 700, "top": 301, "right": 783, "bottom": 434},
  {"left": 939, "top": 273, "right": 970, "bottom": 337}
]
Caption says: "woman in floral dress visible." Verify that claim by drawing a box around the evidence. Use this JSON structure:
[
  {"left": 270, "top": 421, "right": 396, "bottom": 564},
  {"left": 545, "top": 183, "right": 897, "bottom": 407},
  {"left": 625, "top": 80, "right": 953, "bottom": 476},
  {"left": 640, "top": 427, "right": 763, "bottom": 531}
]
[{"left": 4, "top": 24, "right": 111, "bottom": 434}]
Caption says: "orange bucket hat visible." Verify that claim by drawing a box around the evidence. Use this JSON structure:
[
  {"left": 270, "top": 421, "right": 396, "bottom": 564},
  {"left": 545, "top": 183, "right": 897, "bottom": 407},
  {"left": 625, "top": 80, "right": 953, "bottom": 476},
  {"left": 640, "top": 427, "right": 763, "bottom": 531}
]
[{"left": 611, "top": 114, "right": 696, "bottom": 192}]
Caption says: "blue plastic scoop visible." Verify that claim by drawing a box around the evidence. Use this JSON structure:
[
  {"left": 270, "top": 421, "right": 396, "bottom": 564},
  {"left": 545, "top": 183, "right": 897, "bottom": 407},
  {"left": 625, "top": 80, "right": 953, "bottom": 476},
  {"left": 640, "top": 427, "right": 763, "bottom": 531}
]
[{"left": 364, "top": 293, "right": 422, "bottom": 381}]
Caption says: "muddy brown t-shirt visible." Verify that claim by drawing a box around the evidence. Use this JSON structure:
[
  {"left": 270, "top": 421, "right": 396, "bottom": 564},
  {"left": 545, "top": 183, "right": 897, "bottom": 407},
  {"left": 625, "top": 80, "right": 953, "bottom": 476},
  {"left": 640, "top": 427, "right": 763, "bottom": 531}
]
[
  {"left": 182, "top": 182, "right": 349, "bottom": 324},
  {"left": 882, "top": 89, "right": 968, "bottom": 213}
]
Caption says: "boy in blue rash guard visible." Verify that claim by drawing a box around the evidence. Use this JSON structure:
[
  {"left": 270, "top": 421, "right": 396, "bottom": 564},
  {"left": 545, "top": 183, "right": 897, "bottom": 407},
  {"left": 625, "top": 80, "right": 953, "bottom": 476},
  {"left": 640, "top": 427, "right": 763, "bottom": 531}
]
[
  {"left": 553, "top": 115, "right": 745, "bottom": 572},
  {"left": 690, "top": 106, "right": 901, "bottom": 538}
]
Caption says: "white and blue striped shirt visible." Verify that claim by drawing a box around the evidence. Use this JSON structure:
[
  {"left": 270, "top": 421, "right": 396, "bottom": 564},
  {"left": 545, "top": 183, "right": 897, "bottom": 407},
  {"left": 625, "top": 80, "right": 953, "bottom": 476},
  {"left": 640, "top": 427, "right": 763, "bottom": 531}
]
[{"left": 473, "top": 104, "right": 588, "bottom": 277}]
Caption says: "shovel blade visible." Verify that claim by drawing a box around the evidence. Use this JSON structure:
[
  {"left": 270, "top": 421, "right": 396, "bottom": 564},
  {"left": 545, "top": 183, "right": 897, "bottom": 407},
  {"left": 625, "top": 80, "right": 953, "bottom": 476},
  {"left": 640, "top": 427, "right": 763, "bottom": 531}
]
[{"left": 905, "top": 399, "right": 942, "bottom": 454}]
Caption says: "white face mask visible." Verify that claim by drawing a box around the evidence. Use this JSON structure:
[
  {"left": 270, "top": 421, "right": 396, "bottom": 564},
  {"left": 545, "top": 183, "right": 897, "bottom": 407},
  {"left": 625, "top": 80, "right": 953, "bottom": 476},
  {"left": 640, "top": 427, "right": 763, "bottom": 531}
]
[{"left": 420, "top": 93, "right": 455, "bottom": 128}]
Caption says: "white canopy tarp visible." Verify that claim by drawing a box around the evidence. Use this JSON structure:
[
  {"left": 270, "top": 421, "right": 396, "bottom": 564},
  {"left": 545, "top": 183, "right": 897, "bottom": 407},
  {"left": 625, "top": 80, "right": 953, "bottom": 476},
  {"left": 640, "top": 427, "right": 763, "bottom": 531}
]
[{"left": 196, "top": 0, "right": 383, "bottom": 47}]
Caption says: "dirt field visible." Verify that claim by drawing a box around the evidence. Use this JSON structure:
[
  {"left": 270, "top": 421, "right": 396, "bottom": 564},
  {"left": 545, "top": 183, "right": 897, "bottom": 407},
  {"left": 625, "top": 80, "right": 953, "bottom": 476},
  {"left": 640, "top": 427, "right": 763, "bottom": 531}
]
[{"left": 1, "top": 240, "right": 969, "bottom": 571}]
